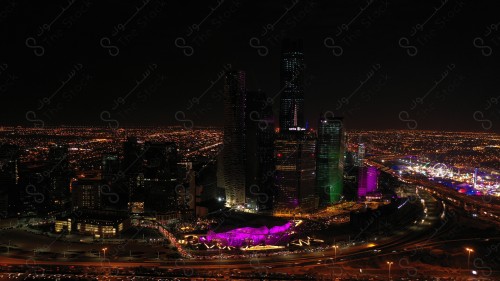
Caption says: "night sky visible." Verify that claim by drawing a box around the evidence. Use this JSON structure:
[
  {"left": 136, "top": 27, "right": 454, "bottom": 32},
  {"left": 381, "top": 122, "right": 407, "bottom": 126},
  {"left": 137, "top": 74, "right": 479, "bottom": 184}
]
[{"left": 1, "top": 0, "right": 499, "bottom": 131}]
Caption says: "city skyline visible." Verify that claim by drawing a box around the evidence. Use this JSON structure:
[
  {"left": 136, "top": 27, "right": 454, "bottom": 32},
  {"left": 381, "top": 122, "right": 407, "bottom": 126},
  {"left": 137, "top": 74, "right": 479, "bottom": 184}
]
[
  {"left": 1, "top": 125, "right": 499, "bottom": 280},
  {"left": 1, "top": 1, "right": 500, "bottom": 280}
]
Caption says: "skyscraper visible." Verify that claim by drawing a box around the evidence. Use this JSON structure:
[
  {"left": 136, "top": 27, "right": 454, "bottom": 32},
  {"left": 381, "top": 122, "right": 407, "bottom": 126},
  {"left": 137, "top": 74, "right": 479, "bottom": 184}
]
[
  {"left": 143, "top": 142, "right": 179, "bottom": 213},
  {"left": 122, "top": 137, "right": 145, "bottom": 210},
  {"left": 102, "top": 154, "right": 120, "bottom": 183},
  {"left": 316, "top": 115, "right": 344, "bottom": 205},
  {"left": 275, "top": 39, "right": 318, "bottom": 212},
  {"left": 358, "top": 166, "right": 378, "bottom": 199},
  {"left": 48, "top": 144, "right": 69, "bottom": 174},
  {"left": 473, "top": 167, "right": 478, "bottom": 189},
  {"left": 223, "top": 70, "right": 246, "bottom": 206},
  {"left": 123, "top": 137, "right": 144, "bottom": 177},
  {"left": 47, "top": 144, "right": 71, "bottom": 211},
  {"left": 356, "top": 143, "right": 365, "bottom": 167},
  {"left": 245, "top": 89, "right": 275, "bottom": 212},
  {"left": 143, "top": 142, "right": 178, "bottom": 181},
  {"left": 275, "top": 131, "right": 317, "bottom": 211},
  {"left": 279, "top": 39, "right": 305, "bottom": 131}
]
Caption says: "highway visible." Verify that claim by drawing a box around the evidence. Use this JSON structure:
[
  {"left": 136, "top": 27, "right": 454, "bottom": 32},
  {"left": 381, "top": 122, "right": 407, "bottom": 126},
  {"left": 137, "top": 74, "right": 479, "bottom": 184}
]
[{"left": 365, "top": 157, "right": 500, "bottom": 226}]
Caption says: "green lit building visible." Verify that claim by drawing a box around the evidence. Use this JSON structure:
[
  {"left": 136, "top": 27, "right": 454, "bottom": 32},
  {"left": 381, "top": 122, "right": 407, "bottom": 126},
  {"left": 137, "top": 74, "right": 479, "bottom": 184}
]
[{"left": 316, "top": 115, "right": 344, "bottom": 205}]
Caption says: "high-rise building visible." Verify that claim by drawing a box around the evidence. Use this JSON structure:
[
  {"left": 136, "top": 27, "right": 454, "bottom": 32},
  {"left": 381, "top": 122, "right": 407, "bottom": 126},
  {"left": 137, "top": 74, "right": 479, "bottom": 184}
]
[
  {"left": 143, "top": 142, "right": 178, "bottom": 180},
  {"left": 216, "top": 152, "right": 225, "bottom": 201},
  {"left": 177, "top": 162, "right": 196, "bottom": 212},
  {"left": 48, "top": 144, "right": 69, "bottom": 174},
  {"left": 316, "top": 115, "right": 344, "bottom": 205},
  {"left": 102, "top": 154, "right": 120, "bottom": 183},
  {"left": 279, "top": 39, "right": 305, "bottom": 131},
  {"left": 47, "top": 144, "right": 71, "bottom": 210},
  {"left": 123, "top": 137, "right": 143, "bottom": 176},
  {"left": 358, "top": 166, "right": 378, "bottom": 199},
  {"left": 143, "top": 142, "right": 180, "bottom": 213},
  {"left": 274, "top": 131, "right": 317, "bottom": 211},
  {"left": 356, "top": 143, "right": 366, "bottom": 167},
  {"left": 101, "top": 153, "right": 129, "bottom": 211},
  {"left": 122, "top": 137, "right": 145, "bottom": 208},
  {"left": 71, "top": 178, "right": 103, "bottom": 210},
  {"left": 245, "top": 89, "right": 275, "bottom": 212},
  {"left": 473, "top": 167, "right": 478, "bottom": 189},
  {"left": 275, "top": 39, "right": 318, "bottom": 212},
  {"left": 223, "top": 70, "right": 246, "bottom": 207}
]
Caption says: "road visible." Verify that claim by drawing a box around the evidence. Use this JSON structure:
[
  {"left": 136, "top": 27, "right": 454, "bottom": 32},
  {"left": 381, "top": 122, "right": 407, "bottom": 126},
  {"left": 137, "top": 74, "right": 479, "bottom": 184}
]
[{"left": 365, "top": 157, "right": 500, "bottom": 225}]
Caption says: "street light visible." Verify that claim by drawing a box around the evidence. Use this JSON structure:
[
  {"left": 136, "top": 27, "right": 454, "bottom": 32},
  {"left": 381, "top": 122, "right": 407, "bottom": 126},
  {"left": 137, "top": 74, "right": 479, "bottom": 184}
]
[
  {"left": 102, "top": 247, "right": 107, "bottom": 260},
  {"left": 332, "top": 245, "right": 339, "bottom": 261},
  {"left": 465, "top": 248, "right": 474, "bottom": 269},
  {"left": 387, "top": 261, "right": 393, "bottom": 279}
]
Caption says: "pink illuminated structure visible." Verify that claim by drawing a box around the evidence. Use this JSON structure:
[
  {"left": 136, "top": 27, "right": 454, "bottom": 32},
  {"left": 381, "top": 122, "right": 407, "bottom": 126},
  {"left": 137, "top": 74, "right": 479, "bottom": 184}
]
[
  {"left": 358, "top": 166, "right": 379, "bottom": 198},
  {"left": 204, "top": 222, "right": 292, "bottom": 247}
]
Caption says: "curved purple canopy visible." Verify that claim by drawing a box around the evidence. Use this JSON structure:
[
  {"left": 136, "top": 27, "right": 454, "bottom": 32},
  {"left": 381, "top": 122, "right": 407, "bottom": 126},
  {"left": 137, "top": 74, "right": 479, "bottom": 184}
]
[{"left": 205, "top": 222, "right": 292, "bottom": 247}]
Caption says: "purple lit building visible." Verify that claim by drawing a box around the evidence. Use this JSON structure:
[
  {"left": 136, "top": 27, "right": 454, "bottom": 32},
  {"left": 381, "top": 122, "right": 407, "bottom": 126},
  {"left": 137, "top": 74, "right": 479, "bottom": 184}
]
[
  {"left": 358, "top": 166, "right": 378, "bottom": 198},
  {"left": 204, "top": 222, "right": 292, "bottom": 247}
]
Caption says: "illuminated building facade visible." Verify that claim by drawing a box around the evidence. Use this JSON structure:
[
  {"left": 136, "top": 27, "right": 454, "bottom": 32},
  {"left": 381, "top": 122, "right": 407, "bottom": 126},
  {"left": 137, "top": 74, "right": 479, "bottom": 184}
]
[
  {"left": 128, "top": 201, "right": 144, "bottom": 213},
  {"left": 275, "top": 131, "right": 317, "bottom": 211},
  {"left": 279, "top": 39, "right": 305, "bottom": 131},
  {"left": 356, "top": 143, "right": 365, "bottom": 167},
  {"left": 358, "top": 166, "right": 379, "bottom": 199},
  {"left": 55, "top": 211, "right": 129, "bottom": 238},
  {"left": 473, "top": 167, "right": 478, "bottom": 189},
  {"left": 75, "top": 220, "right": 123, "bottom": 238},
  {"left": 275, "top": 39, "right": 317, "bottom": 211},
  {"left": 223, "top": 70, "right": 247, "bottom": 206},
  {"left": 55, "top": 218, "right": 72, "bottom": 233},
  {"left": 316, "top": 116, "right": 344, "bottom": 205},
  {"left": 123, "top": 137, "right": 145, "bottom": 207},
  {"left": 71, "top": 178, "right": 103, "bottom": 210}
]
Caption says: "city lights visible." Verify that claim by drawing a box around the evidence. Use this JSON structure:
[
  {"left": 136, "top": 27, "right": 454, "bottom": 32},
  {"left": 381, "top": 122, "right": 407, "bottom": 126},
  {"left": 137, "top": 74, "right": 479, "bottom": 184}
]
[{"left": 0, "top": 3, "right": 498, "bottom": 279}]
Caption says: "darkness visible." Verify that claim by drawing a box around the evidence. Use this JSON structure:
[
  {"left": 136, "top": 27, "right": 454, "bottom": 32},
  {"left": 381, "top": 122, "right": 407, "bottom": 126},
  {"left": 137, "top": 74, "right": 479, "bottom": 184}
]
[{"left": 0, "top": 0, "right": 499, "bottom": 131}]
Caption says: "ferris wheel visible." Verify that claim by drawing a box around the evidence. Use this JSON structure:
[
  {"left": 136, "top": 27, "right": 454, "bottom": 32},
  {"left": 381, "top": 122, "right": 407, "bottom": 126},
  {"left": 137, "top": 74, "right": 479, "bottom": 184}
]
[{"left": 432, "top": 163, "right": 450, "bottom": 177}]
